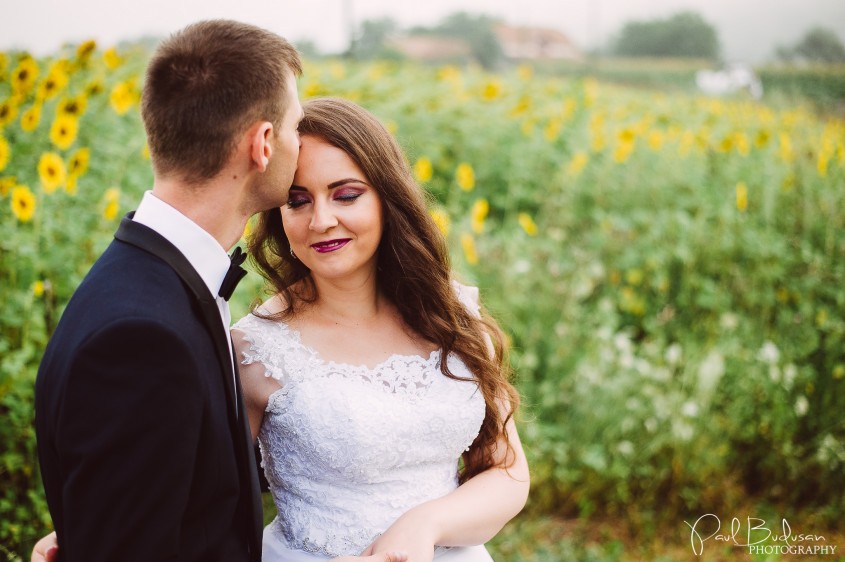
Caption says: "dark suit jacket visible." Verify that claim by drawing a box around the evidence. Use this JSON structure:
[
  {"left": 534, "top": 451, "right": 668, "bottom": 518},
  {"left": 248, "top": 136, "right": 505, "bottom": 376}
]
[{"left": 35, "top": 215, "right": 262, "bottom": 562}]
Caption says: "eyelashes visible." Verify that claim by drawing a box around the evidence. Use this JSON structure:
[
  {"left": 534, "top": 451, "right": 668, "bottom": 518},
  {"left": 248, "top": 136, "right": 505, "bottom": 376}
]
[{"left": 285, "top": 191, "right": 362, "bottom": 209}]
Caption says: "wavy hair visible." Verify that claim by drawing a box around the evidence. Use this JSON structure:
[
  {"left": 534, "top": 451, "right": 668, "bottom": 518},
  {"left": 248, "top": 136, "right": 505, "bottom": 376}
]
[{"left": 248, "top": 97, "right": 519, "bottom": 482}]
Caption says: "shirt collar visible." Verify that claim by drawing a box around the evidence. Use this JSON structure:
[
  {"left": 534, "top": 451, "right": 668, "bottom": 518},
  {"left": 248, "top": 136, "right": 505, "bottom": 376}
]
[{"left": 132, "top": 191, "right": 230, "bottom": 298}]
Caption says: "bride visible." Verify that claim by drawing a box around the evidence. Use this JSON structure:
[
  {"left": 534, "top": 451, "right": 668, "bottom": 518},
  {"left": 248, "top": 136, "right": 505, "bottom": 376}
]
[{"left": 233, "top": 97, "right": 529, "bottom": 562}]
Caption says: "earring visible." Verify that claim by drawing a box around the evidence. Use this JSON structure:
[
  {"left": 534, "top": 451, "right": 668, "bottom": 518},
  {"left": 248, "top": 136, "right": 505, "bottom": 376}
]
[{"left": 290, "top": 247, "right": 297, "bottom": 260}]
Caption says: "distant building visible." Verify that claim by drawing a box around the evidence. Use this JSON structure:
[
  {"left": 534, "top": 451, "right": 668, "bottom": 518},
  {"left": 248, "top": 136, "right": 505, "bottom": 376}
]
[
  {"left": 493, "top": 23, "right": 582, "bottom": 62},
  {"left": 387, "top": 35, "right": 472, "bottom": 62}
]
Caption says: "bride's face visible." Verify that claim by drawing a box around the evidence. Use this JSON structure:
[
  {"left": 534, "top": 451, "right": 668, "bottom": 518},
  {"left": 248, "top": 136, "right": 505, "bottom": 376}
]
[{"left": 281, "top": 134, "right": 383, "bottom": 282}]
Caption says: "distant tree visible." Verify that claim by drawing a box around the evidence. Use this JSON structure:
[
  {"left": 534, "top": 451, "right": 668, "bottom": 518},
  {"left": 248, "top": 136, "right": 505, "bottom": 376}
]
[
  {"left": 349, "top": 17, "right": 400, "bottom": 59},
  {"left": 793, "top": 27, "right": 845, "bottom": 63},
  {"left": 294, "top": 39, "right": 321, "bottom": 59},
  {"left": 430, "top": 12, "right": 504, "bottom": 69},
  {"left": 611, "top": 11, "right": 720, "bottom": 59}
]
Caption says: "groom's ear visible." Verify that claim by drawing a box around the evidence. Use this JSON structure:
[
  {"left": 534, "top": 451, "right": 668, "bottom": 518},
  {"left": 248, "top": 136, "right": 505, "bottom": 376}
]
[{"left": 249, "top": 121, "right": 274, "bottom": 172}]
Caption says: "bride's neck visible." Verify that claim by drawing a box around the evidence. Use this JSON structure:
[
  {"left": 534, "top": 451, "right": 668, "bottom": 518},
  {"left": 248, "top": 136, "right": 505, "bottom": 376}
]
[{"left": 310, "top": 275, "right": 383, "bottom": 325}]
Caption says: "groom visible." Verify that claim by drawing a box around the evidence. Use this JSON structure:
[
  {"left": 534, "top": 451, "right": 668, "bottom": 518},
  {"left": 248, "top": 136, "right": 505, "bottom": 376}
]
[{"left": 34, "top": 20, "right": 404, "bottom": 562}]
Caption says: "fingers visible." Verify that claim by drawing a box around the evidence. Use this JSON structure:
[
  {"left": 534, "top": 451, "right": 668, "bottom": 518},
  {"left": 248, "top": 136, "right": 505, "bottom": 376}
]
[
  {"left": 331, "top": 551, "right": 408, "bottom": 562},
  {"left": 380, "top": 551, "right": 408, "bottom": 562},
  {"left": 31, "top": 532, "right": 58, "bottom": 562}
]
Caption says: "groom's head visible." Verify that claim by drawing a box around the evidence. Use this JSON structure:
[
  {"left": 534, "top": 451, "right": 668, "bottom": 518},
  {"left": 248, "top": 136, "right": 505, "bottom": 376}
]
[{"left": 141, "top": 20, "right": 302, "bottom": 185}]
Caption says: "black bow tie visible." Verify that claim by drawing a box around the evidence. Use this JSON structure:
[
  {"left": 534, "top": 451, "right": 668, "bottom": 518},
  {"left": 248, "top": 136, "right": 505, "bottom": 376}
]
[{"left": 218, "top": 246, "right": 248, "bottom": 301}]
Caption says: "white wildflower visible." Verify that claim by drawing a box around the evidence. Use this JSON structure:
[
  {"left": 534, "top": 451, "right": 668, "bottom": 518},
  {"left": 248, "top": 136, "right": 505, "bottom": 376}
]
[
  {"left": 665, "top": 343, "right": 683, "bottom": 366},
  {"left": 617, "top": 441, "right": 635, "bottom": 456},
  {"left": 681, "top": 401, "right": 699, "bottom": 417},
  {"left": 758, "top": 341, "right": 780, "bottom": 365},
  {"left": 794, "top": 396, "right": 809, "bottom": 417},
  {"left": 698, "top": 350, "right": 725, "bottom": 397}
]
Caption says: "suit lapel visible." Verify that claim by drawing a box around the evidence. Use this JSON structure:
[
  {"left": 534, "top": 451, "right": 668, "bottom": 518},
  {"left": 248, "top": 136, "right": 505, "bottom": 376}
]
[
  {"left": 114, "top": 214, "right": 263, "bottom": 558},
  {"left": 114, "top": 214, "right": 238, "bottom": 417}
]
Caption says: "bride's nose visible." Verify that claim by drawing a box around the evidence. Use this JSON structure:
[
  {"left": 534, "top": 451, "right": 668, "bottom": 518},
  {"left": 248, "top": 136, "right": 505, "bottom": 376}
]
[{"left": 309, "top": 200, "right": 338, "bottom": 233}]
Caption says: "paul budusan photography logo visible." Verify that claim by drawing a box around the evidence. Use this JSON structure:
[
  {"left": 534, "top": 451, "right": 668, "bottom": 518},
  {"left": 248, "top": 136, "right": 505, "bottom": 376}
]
[{"left": 685, "top": 514, "right": 838, "bottom": 556}]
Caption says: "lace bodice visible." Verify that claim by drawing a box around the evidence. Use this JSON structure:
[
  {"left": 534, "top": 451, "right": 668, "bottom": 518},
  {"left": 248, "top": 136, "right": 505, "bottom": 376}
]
[{"left": 232, "top": 285, "right": 486, "bottom": 558}]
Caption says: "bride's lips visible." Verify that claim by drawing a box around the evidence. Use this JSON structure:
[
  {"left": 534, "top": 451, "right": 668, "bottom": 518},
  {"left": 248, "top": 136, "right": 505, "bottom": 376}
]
[{"left": 310, "top": 239, "right": 351, "bottom": 253}]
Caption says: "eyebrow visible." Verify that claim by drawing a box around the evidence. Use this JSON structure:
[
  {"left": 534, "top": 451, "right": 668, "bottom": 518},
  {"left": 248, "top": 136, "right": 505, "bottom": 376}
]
[{"left": 289, "top": 178, "right": 369, "bottom": 192}]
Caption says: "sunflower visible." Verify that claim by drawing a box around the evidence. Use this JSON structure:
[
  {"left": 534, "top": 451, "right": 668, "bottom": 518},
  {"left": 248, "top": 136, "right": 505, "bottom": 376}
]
[
  {"left": 85, "top": 79, "right": 104, "bottom": 97},
  {"left": 429, "top": 208, "right": 450, "bottom": 237},
  {"left": 455, "top": 162, "right": 475, "bottom": 192},
  {"left": 103, "top": 47, "right": 122, "bottom": 70},
  {"left": 37, "top": 64, "right": 69, "bottom": 102},
  {"left": 413, "top": 157, "right": 433, "bottom": 183},
  {"left": 12, "top": 57, "right": 39, "bottom": 96},
  {"left": 21, "top": 103, "right": 42, "bottom": 132},
  {"left": 102, "top": 187, "right": 120, "bottom": 220},
  {"left": 0, "top": 135, "right": 9, "bottom": 171},
  {"left": 518, "top": 212, "right": 538, "bottom": 236},
  {"left": 460, "top": 233, "right": 479, "bottom": 265},
  {"left": 68, "top": 147, "right": 90, "bottom": 177},
  {"left": 57, "top": 95, "right": 88, "bottom": 118},
  {"left": 109, "top": 80, "right": 139, "bottom": 115},
  {"left": 470, "top": 198, "right": 489, "bottom": 234},
  {"left": 0, "top": 176, "right": 15, "bottom": 197},
  {"left": 49, "top": 114, "right": 79, "bottom": 150},
  {"left": 11, "top": 185, "right": 36, "bottom": 222},
  {"left": 38, "top": 152, "right": 67, "bottom": 193},
  {"left": 76, "top": 40, "right": 97, "bottom": 63},
  {"left": 0, "top": 99, "right": 18, "bottom": 128}
]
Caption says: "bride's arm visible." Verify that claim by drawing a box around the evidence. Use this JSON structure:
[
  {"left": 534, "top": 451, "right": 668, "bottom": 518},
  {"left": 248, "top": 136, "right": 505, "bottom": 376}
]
[
  {"left": 231, "top": 328, "right": 276, "bottom": 441},
  {"left": 362, "top": 405, "right": 530, "bottom": 557}
]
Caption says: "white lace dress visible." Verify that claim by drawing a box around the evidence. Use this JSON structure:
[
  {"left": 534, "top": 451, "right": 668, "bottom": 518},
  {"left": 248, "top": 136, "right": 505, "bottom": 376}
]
[{"left": 232, "top": 286, "right": 492, "bottom": 562}]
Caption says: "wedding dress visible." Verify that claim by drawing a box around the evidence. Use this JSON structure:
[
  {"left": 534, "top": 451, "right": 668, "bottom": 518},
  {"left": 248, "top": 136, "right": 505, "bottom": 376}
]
[{"left": 232, "top": 284, "right": 493, "bottom": 562}]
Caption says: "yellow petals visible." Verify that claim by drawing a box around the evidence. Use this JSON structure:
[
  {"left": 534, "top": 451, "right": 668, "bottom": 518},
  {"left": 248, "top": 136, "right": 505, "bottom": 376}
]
[
  {"left": 517, "top": 64, "right": 534, "bottom": 81},
  {"left": 50, "top": 114, "right": 79, "bottom": 150},
  {"left": 0, "top": 135, "right": 9, "bottom": 171},
  {"left": 38, "top": 152, "right": 67, "bottom": 193},
  {"left": 414, "top": 157, "right": 433, "bottom": 183},
  {"left": 481, "top": 79, "right": 502, "bottom": 101},
  {"left": 778, "top": 133, "right": 793, "bottom": 163},
  {"left": 430, "top": 208, "right": 450, "bottom": 237},
  {"left": 103, "top": 47, "right": 122, "bottom": 70},
  {"left": 12, "top": 57, "right": 39, "bottom": 95},
  {"left": 566, "top": 151, "right": 589, "bottom": 177},
  {"left": 37, "top": 65, "right": 69, "bottom": 101},
  {"left": 32, "top": 280, "right": 45, "bottom": 297},
  {"left": 76, "top": 40, "right": 97, "bottom": 62},
  {"left": 0, "top": 176, "right": 15, "bottom": 196},
  {"left": 68, "top": 147, "right": 90, "bottom": 177},
  {"left": 0, "top": 99, "right": 18, "bottom": 128},
  {"left": 735, "top": 181, "right": 748, "bottom": 213},
  {"left": 109, "top": 80, "right": 139, "bottom": 115},
  {"left": 470, "top": 198, "right": 489, "bottom": 234},
  {"left": 455, "top": 162, "right": 475, "bottom": 191},
  {"left": 103, "top": 187, "right": 120, "bottom": 220},
  {"left": 11, "top": 185, "right": 36, "bottom": 222},
  {"left": 21, "top": 103, "right": 42, "bottom": 132},
  {"left": 460, "top": 233, "right": 479, "bottom": 265},
  {"left": 57, "top": 95, "right": 88, "bottom": 119},
  {"left": 518, "top": 212, "right": 538, "bottom": 236}
]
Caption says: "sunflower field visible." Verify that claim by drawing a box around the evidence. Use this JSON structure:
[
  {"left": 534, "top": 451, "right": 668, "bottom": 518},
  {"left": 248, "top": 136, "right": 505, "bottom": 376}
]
[{"left": 1, "top": 40, "right": 844, "bottom": 561}]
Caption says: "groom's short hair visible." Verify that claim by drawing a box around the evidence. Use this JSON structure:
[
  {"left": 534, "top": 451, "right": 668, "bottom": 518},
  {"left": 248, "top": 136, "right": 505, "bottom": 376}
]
[{"left": 141, "top": 19, "right": 302, "bottom": 184}]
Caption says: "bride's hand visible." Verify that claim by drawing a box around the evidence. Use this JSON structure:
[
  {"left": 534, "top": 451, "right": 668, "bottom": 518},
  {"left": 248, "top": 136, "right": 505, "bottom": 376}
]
[
  {"left": 361, "top": 510, "right": 437, "bottom": 562},
  {"left": 31, "top": 531, "right": 58, "bottom": 562},
  {"left": 332, "top": 551, "right": 408, "bottom": 562}
]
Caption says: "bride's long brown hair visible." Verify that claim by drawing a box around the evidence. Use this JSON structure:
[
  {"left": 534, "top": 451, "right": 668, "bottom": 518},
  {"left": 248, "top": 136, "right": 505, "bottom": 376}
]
[{"left": 248, "top": 97, "right": 520, "bottom": 482}]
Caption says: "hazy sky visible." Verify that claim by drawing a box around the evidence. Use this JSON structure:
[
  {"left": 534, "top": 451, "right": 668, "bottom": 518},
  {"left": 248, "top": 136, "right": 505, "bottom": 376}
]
[{"left": 2, "top": 0, "right": 844, "bottom": 62}]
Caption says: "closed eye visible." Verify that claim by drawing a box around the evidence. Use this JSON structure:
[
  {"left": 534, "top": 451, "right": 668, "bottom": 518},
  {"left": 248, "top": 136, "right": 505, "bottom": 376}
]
[{"left": 334, "top": 192, "right": 362, "bottom": 203}]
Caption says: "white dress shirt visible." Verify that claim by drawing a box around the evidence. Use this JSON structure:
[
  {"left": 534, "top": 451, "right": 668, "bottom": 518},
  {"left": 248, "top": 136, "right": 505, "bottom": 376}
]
[{"left": 132, "top": 191, "right": 237, "bottom": 397}]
